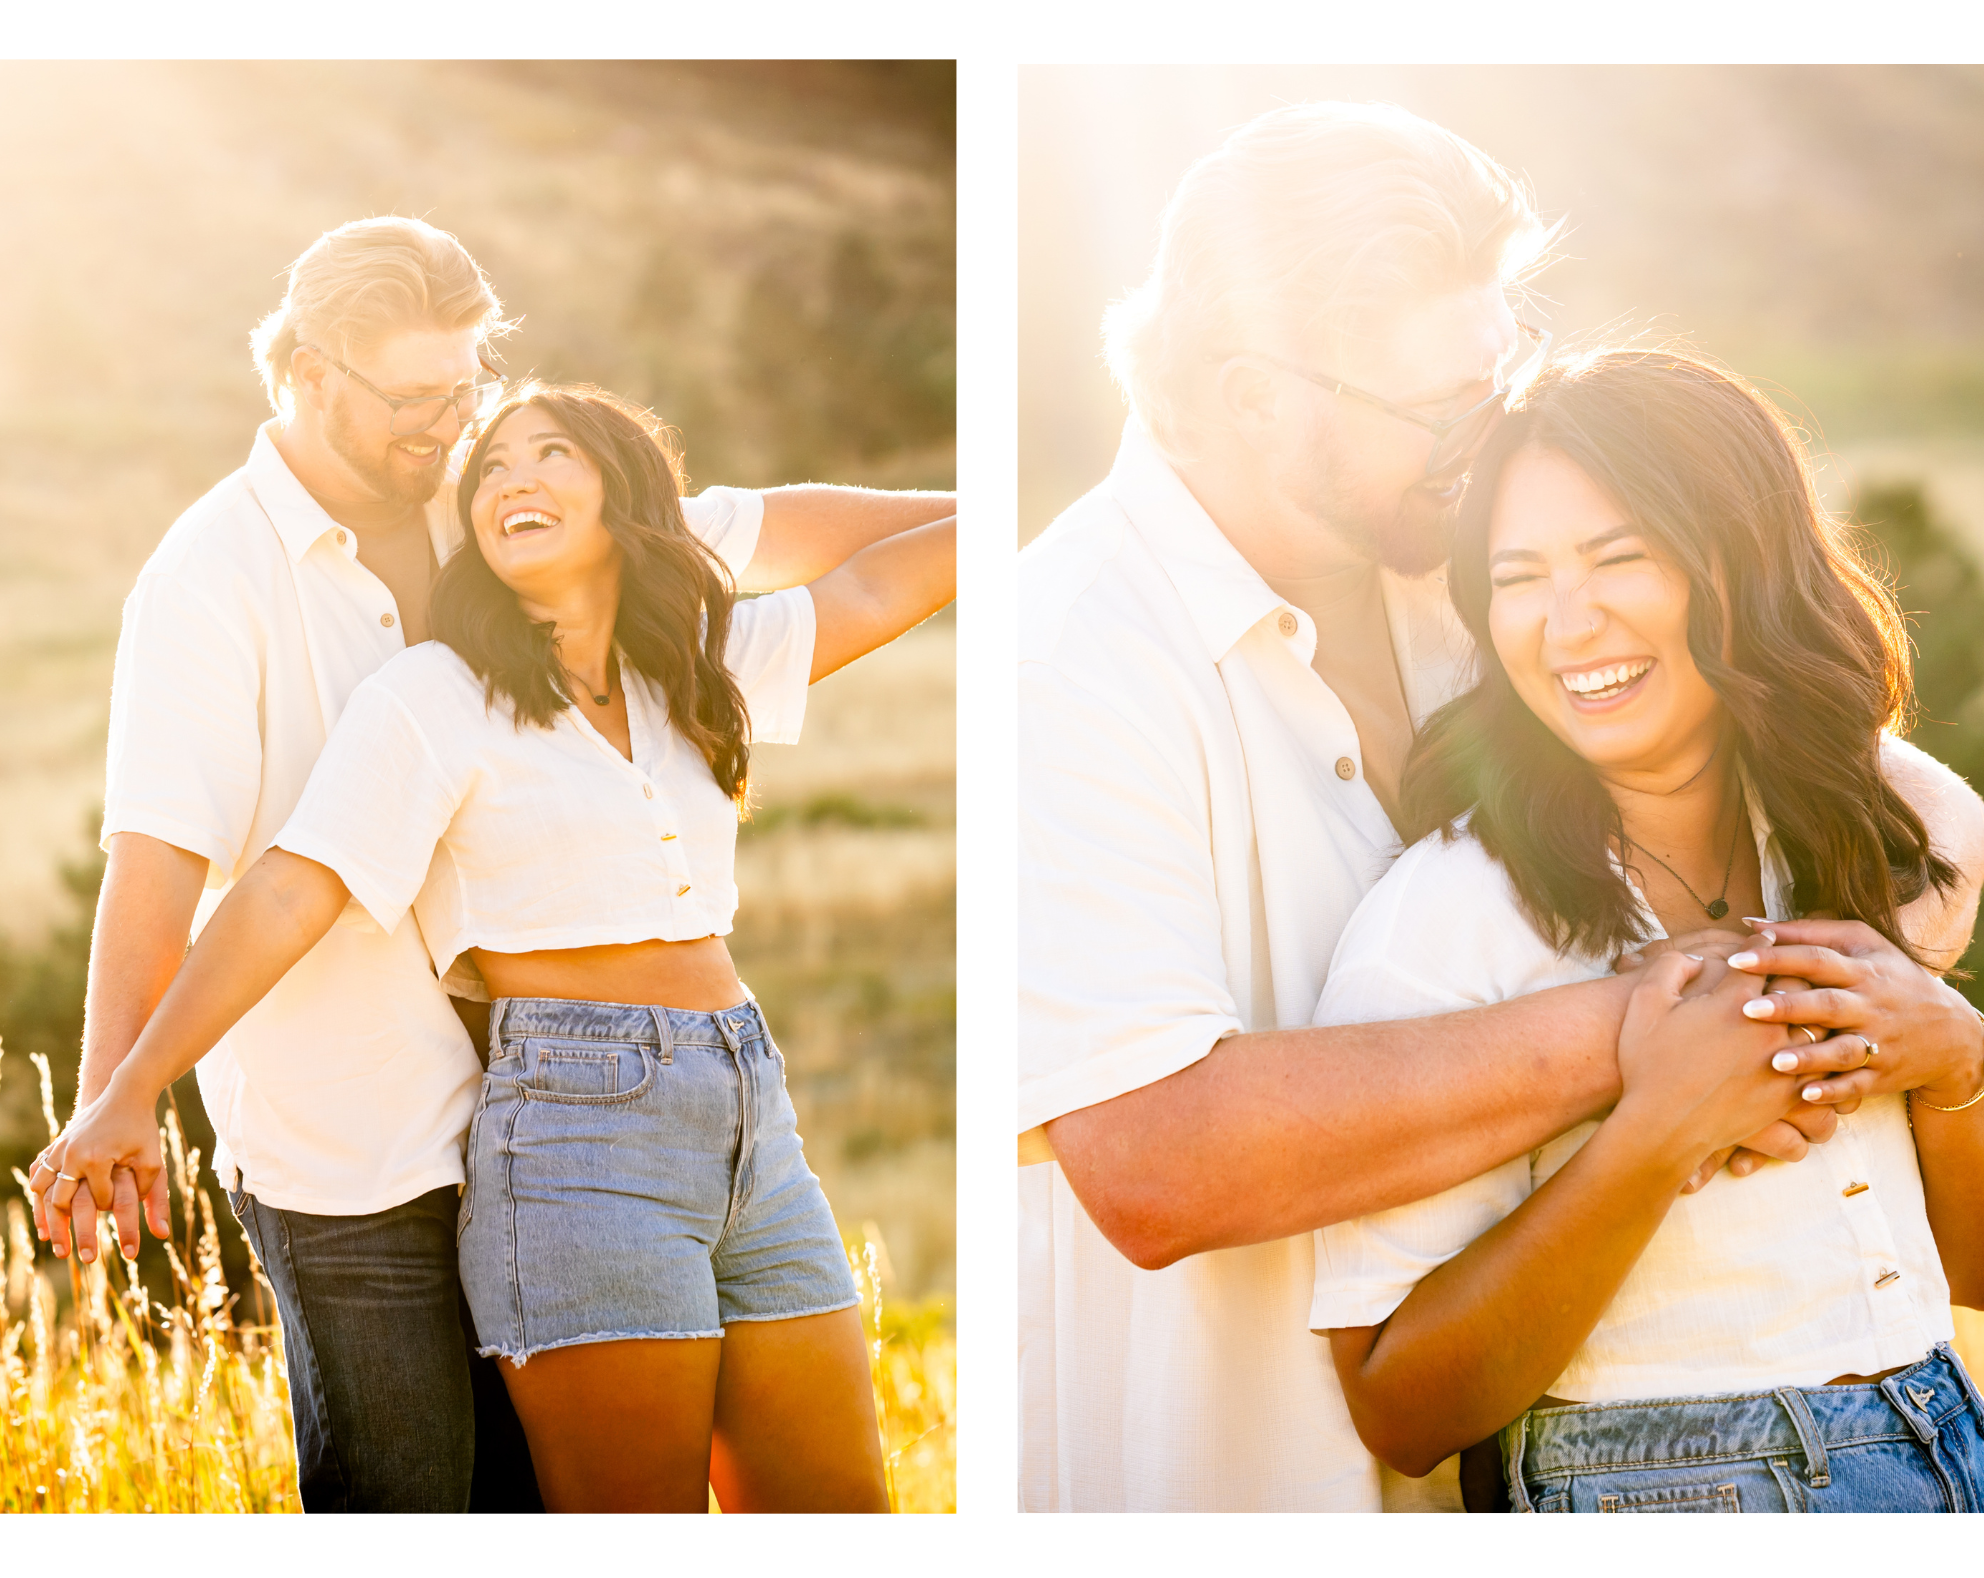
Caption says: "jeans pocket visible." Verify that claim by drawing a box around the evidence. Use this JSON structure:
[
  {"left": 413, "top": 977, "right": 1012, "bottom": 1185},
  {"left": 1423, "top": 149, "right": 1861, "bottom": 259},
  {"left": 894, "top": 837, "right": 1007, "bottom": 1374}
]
[{"left": 517, "top": 1038, "right": 655, "bottom": 1104}]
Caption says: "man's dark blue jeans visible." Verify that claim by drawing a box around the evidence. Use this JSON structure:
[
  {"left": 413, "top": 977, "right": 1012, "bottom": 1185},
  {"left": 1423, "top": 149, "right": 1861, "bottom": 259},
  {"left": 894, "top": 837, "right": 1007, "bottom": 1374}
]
[{"left": 230, "top": 1182, "right": 538, "bottom": 1513}]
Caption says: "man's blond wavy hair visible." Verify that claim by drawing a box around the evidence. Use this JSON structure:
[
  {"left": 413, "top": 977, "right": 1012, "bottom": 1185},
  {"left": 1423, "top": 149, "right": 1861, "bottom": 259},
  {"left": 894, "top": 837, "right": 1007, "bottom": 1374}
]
[
  {"left": 250, "top": 216, "right": 513, "bottom": 415},
  {"left": 1103, "top": 102, "right": 1554, "bottom": 462}
]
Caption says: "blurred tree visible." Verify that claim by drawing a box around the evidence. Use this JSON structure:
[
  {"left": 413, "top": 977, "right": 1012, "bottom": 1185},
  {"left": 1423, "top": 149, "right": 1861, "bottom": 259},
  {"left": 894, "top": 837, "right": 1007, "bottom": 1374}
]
[{"left": 1853, "top": 482, "right": 1984, "bottom": 1003}]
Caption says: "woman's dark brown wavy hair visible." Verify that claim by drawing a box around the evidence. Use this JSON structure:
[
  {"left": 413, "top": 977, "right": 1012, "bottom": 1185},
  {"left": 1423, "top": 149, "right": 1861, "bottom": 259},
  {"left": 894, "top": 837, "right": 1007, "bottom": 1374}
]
[
  {"left": 431, "top": 383, "right": 751, "bottom": 799},
  {"left": 1399, "top": 348, "right": 1954, "bottom": 962}
]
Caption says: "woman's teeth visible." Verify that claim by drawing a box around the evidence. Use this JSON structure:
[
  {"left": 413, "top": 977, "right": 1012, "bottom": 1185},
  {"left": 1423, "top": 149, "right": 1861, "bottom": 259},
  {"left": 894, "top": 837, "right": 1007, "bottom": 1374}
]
[
  {"left": 502, "top": 512, "right": 557, "bottom": 536},
  {"left": 1561, "top": 660, "right": 1653, "bottom": 700}
]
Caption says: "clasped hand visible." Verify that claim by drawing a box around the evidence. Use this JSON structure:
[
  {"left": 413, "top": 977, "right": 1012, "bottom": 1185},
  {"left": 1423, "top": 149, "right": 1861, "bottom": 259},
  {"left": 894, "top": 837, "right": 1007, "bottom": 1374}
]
[
  {"left": 1615, "top": 917, "right": 1983, "bottom": 1188},
  {"left": 25, "top": 1080, "right": 172, "bottom": 1265}
]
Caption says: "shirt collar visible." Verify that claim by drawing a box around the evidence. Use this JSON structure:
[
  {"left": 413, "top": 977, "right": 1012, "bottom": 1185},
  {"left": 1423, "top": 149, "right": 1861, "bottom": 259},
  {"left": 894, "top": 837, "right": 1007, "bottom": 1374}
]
[
  {"left": 1105, "top": 421, "right": 1287, "bottom": 665},
  {"left": 244, "top": 418, "right": 463, "bottom": 565}
]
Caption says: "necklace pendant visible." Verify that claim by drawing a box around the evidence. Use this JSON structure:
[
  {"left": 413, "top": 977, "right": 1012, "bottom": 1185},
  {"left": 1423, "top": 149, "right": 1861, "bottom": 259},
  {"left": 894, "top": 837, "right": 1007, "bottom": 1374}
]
[{"left": 1706, "top": 898, "right": 1729, "bottom": 920}]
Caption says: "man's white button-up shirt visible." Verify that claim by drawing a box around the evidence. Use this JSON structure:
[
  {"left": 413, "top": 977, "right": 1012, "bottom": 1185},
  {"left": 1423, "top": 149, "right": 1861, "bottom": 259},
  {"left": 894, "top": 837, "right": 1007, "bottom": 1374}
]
[
  {"left": 1018, "top": 421, "right": 1473, "bottom": 1510},
  {"left": 102, "top": 420, "right": 760, "bottom": 1215}
]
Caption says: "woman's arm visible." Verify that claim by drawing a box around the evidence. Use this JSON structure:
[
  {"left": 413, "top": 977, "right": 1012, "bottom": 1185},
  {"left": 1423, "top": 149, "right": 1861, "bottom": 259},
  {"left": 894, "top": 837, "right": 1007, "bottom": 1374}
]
[
  {"left": 806, "top": 515, "right": 955, "bottom": 682},
  {"left": 740, "top": 487, "right": 956, "bottom": 593},
  {"left": 1328, "top": 954, "right": 1804, "bottom": 1475},
  {"left": 38, "top": 848, "right": 350, "bottom": 1260}
]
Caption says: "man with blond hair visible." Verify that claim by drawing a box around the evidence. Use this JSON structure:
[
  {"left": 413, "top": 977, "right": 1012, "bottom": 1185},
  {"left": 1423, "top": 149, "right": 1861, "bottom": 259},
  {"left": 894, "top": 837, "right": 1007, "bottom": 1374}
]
[
  {"left": 1017, "top": 102, "right": 1884, "bottom": 1511},
  {"left": 32, "top": 216, "right": 950, "bottom": 1512}
]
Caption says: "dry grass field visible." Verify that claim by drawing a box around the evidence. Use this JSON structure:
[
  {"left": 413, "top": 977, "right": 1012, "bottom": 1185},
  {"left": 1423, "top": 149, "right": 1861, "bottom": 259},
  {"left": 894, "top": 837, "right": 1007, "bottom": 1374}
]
[{"left": 0, "top": 1096, "right": 954, "bottom": 1512}]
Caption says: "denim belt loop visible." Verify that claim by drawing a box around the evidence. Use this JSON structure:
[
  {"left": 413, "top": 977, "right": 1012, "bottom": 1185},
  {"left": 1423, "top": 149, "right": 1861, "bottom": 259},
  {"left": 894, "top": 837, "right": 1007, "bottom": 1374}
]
[
  {"left": 488, "top": 998, "right": 508, "bottom": 1057},
  {"left": 1942, "top": 1342, "right": 1984, "bottom": 1421},
  {"left": 647, "top": 1006, "right": 675, "bottom": 1065},
  {"left": 1502, "top": 1413, "right": 1537, "bottom": 1512},
  {"left": 1773, "top": 1386, "right": 1832, "bottom": 1486}
]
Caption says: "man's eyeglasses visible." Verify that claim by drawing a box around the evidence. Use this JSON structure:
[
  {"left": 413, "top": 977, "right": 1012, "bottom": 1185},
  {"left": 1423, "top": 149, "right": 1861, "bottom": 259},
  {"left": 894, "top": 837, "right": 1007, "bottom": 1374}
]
[
  {"left": 304, "top": 344, "right": 507, "bottom": 437},
  {"left": 1242, "top": 321, "right": 1552, "bottom": 480}
]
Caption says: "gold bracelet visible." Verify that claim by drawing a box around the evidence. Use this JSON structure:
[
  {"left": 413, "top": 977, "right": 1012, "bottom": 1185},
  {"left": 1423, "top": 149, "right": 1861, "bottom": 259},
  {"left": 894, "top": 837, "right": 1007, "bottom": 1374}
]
[{"left": 1914, "top": 1005, "right": 1984, "bottom": 1112}]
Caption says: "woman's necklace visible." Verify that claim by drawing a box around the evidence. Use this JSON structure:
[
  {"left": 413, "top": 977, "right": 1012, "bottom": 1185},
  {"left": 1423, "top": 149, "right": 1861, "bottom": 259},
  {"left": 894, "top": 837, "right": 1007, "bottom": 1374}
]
[
  {"left": 560, "top": 657, "right": 613, "bottom": 707},
  {"left": 1624, "top": 793, "right": 1744, "bottom": 921}
]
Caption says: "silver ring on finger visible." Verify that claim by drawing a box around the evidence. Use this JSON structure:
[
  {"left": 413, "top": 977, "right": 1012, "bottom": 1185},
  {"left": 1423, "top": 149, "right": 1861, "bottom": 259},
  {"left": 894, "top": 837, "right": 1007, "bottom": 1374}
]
[
  {"left": 56, "top": 1172, "right": 81, "bottom": 1183},
  {"left": 1796, "top": 1024, "right": 1822, "bottom": 1045},
  {"left": 1863, "top": 1040, "right": 1879, "bottom": 1067}
]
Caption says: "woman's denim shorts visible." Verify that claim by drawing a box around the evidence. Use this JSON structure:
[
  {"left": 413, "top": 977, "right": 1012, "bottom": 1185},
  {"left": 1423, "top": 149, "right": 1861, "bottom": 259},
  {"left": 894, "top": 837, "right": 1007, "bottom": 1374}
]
[
  {"left": 457, "top": 996, "right": 858, "bottom": 1365},
  {"left": 1503, "top": 1344, "right": 1984, "bottom": 1512}
]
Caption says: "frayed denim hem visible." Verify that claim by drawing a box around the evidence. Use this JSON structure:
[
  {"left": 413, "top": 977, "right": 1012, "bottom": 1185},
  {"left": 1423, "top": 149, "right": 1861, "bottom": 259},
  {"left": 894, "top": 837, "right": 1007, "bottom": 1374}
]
[
  {"left": 478, "top": 1326, "right": 725, "bottom": 1367},
  {"left": 721, "top": 1295, "right": 862, "bottom": 1325}
]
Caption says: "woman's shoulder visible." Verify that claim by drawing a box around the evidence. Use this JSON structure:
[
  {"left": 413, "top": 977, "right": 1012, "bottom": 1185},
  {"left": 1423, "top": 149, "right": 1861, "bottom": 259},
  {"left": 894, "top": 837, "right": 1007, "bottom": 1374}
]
[
  {"left": 1322, "top": 823, "right": 1584, "bottom": 1015},
  {"left": 354, "top": 641, "right": 499, "bottom": 724},
  {"left": 1351, "top": 823, "right": 1528, "bottom": 942}
]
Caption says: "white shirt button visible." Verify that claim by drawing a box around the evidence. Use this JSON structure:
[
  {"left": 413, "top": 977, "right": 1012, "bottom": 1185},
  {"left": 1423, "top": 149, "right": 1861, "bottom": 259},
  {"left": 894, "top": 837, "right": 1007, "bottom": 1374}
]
[
  {"left": 1277, "top": 611, "right": 1298, "bottom": 638},
  {"left": 336, "top": 530, "right": 348, "bottom": 546},
  {"left": 1335, "top": 757, "right": 1355, "bottom": 781},
  {"left": 380, "top": 613, "right": 395, "bottom": 629},
  {"left": 643, "top": 784, "right": 654, "bottom": 799}
]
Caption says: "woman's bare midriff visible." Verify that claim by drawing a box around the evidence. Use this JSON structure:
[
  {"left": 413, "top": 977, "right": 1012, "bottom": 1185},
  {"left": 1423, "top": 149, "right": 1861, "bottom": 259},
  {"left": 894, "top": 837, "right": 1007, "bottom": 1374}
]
[
  {"left": 1533, "top": 1365, "right": 1910, "bottom": 1410},
  {"left": 471, "top": 936, "right": 746, "bottom": 1013}
]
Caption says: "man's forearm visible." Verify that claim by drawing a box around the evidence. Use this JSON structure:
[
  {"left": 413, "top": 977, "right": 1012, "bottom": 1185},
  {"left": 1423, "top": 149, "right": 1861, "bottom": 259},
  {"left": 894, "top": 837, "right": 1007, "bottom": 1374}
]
[
  {"left": 1045, "top": 973, "right": 1630, "bottom": 1269},
  {"left": 738, "top": 484, "right": 956, "bottom": 592},
  {"left": 76, "top": 835, "right": 210, "bottom": 1107}
]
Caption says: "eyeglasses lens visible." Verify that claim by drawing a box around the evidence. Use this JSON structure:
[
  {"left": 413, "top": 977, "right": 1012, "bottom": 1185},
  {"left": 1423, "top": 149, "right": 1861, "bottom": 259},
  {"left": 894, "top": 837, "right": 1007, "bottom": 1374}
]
[
  {"left": 1429, "top": 400, "right": 1506, "bottom": 476},
  {"left": 388, "top": 380, "right": 504, "bottom": 436}
]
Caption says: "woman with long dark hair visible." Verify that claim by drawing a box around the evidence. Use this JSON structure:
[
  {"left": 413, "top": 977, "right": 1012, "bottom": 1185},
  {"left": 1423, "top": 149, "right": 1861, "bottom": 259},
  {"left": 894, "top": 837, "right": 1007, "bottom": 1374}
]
[
  {"left": 1309, "top": 350, "right": 1984, "bottom": 1511},
  {"left": 40, "top": 383, "right": 955, "bottom": 1511}
]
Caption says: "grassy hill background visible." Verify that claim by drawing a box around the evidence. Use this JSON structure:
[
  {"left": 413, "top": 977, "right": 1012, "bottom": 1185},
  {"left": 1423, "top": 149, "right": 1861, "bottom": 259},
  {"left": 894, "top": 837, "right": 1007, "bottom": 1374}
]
[{"left": 0, "top": 61, "right": 955, "bottom": 1299}]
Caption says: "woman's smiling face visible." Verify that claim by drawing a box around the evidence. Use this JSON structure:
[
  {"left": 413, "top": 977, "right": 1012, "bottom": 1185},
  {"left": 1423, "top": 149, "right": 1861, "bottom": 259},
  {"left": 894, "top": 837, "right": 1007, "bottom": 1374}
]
[
  {"left": 468, "top": 405, "right": 618, "bottom": 600},
  {"left": 1486, "top": 444, "right": 1724, "bottom": 784}
]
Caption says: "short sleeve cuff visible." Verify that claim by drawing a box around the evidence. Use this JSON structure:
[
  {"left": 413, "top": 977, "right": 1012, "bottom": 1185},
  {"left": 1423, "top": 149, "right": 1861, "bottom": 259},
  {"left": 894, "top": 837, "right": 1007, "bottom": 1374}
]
[
  {"left": 99, "top": 803, "right": 239, "bottom": 876},
  {"left": 1308, "top": 1281, "right": 1414, "bottom": 1334},
  {"left": 1016, "top": 1012, "right": 1239, "bottom": 1133},
  {"left": 742, "top": 587, "right": 814, "bottom": 745},
  {"left": 682, "top": 485, "right": 764, "bottom": 580},
  {"left": 271, "top": 831, "right": 413, "bottom": 940}
]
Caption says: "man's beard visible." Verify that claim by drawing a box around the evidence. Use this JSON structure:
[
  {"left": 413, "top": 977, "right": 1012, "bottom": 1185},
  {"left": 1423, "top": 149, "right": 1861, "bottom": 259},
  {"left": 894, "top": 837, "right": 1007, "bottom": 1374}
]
[
  {"left": 1296, "top": 426, "right": 1462, "bottom": 578},
  {"left": 324, "top": 390, "right": 445, "bottom": 509},
  {"left": 1332, "top": 485, "right": 1461, "bottom": 578}
]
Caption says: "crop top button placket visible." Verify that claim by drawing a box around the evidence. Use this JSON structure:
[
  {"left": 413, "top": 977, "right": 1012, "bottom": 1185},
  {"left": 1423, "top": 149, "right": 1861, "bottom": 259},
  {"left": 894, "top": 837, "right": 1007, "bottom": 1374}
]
[{"left": 619, "top": 668, "right": 695, "bottom": 900}]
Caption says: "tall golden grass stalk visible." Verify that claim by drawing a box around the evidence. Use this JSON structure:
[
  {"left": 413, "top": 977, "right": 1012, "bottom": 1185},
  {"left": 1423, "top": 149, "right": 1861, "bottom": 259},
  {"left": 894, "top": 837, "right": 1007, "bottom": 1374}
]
[{"left": 0, "top": 1107, "right": 297, "bottom": 1512}]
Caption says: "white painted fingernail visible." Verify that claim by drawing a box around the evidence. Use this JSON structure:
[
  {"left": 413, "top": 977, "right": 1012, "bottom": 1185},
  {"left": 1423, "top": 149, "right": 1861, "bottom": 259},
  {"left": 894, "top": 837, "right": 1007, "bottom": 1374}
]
[
  {"left": 1772, "top": 1051, "right": 1800, "bottom": 1072},
  {"left": 1729, "top": 952, "right": 1759, "bottom": 969},
  {"left": 1743, "top": 999, "right": 1774, "bottom": 1019},
  {"left": 1803, "top": 1084, "right": 1826, "bottom": 1102}
]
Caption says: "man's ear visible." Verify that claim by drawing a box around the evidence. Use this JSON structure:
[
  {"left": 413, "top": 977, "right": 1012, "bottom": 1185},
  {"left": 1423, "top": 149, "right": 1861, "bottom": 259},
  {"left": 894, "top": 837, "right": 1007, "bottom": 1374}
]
[
  {"left": 289, "top": 343, "right": 331, "bottom": 413},
  {"left": 1211, "top": 357, "right": 1285, "bottom": 452}
]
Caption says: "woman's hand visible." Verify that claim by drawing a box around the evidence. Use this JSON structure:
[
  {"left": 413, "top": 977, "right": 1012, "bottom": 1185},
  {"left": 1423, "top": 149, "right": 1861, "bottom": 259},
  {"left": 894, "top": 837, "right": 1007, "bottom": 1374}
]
[
  {"left": 1613, "top": 952, "right": 1806, "bottom": 1174},
  {"left": 35, "top": 1081, "right": 171, "bottom": 1264},
  {"left": 1724, "top": 918, "right": 1984, "bottom": 1109}
]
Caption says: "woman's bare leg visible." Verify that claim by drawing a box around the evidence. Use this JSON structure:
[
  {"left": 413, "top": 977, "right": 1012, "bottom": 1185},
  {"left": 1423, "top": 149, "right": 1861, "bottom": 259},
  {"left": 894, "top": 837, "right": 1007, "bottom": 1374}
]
[
  {"left": 708, "top": 1307, "right": 889, "bottom": 1512},
  {"left": 499, "top": 1337, "right": 721, "bottom": 1512}
]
